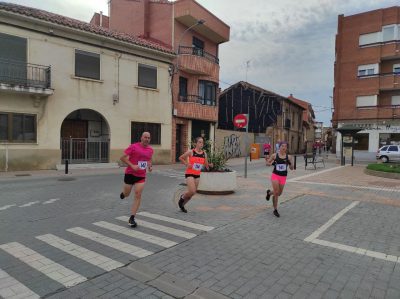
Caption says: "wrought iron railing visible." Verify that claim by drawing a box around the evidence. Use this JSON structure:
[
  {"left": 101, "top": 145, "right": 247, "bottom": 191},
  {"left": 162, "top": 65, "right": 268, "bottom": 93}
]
[
  {"left": 0, "top": 58, "right": 51, "bottom": 89},
  {"left": 178, "top": 46, "right": 219, "bottom": 64},
  {"left": 178, "top": 94, "right": 216, "bottom": 106},
  {"left": 61, "top": 138, "right": 109, "bottom": 163}
]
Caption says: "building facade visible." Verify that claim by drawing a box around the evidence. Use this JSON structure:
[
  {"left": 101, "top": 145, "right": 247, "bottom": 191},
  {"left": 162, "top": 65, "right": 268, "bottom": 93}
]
[
  {"left": 101, "top": 0, "right": 230, "bottom": 161},
  {"left": 0, "top": 3, "right": 175, "bottom": 171},
  {"left": 217, "top": 82, "right": 304, "bottom": 155},
  {"left": 287, "top": 94, "right": 316, "bottom": 153},
  {"left": 333, "top": 6, "right": 400, "bottom": 157}
]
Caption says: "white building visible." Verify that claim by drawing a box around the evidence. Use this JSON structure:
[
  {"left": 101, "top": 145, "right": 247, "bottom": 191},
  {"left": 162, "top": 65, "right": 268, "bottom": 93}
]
[{"left": 0, "top": 2, "right": 175, "bottom": 171}]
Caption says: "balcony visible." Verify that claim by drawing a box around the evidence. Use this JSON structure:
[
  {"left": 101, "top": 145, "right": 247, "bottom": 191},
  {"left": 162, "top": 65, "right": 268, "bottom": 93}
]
[
  {"left": 356, "top": 105, "right": 400, "bottom": 119},
  {"left": 174, "top": 0, "right": 230, "bottom": 44},
  {"left": 175, "top": 94, "right": 217, "bottom": 121},
  {"left": 380, "top": 41, "right": 400, "bottom": 61},
  {"left": 379, "top": 73, "right": 400, "bottom": 90},
  {"left": 0, "top": 59, "right": 53, "bottom": 96},
  {"left": 178, "top": 46, "right": 219, "bottom": 77}
]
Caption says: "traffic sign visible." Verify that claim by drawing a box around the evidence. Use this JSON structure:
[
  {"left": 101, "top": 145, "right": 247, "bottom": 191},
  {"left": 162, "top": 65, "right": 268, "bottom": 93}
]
[{"left": 233, "top": 114, "right": 248, "bottom": 128}]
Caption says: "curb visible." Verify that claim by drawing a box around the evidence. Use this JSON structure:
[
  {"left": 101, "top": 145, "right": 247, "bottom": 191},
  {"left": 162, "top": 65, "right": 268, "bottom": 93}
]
[{"left": 364, "top": 168, "right": 400, "bottom": 180}]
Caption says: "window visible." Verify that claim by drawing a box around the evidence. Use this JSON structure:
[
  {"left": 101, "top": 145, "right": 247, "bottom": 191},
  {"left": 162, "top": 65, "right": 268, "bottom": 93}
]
[
  {"left": 198, "top": 80, "right": 217, "bottom": 106},
  {"left": 138, "top": 64, "right": 157, "bottom": 89},
  {"left": 392, "top": 96, "right": 400, "bottom": 106},
  {"left": 358, "top": 64, "right": 378, "bottom": 77},
  {"left": 0, "top": 112, "right": 36, "bottom": 143},
  {"left": 0, "top": 33, "right": 27, "bottom": 62},
  {"left": 75, "top": 49, "right": 100, "bottom": 80},
  {"left": 379, "top": 133, "right": 400, "bottom": 146},
  {"left": 359, "top": 32, "right": 379, "bottom": 46},
  {"left": 356, "top": 95, "right": 377, "bottom": 107},
  {"left": 131, "top": 122, "right": 161, "bottom": 145},
  {"left": 192, "top": 37, "right": 204, "bottom": 56},
  {"left": 393, "top": 64, "right": 400, "bottom": 74},
  {"left": 0, "top": 113, "right": 8, "bottom": 140},
  {"left": 354, "top": 133, "right": 369, "bottom": 150},
  {"left": 388, "top": 145, "right": 399, "bottom": 152},
  {"left": 382, "top": 25, "right": 396, "bottom": 42},
  {"left": 179, "top": 76, "right": 188, "bottom": 97}
]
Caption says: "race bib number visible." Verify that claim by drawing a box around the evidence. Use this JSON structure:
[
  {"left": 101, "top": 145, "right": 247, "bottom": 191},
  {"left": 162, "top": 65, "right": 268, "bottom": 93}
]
[
  {"left": 276, "top": 164, "right": 287, "bottom": 172},
  {"left": 138, "top": 161, "right": 148, "bottom": 170},
  {"left": 192, "top": 163, "right": 203, "bottom": 171}
]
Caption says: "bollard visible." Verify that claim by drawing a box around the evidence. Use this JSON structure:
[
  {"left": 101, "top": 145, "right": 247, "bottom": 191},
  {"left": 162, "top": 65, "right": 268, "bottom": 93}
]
[
  {"left": 294, "top": 155, "right": 297, "bottom": 170},
  {"left": 65, "top": 159, "right": 69, "bottom": 174}
]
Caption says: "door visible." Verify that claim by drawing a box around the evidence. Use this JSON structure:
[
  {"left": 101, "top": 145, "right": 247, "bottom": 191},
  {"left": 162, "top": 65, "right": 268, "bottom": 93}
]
[
  {"left": 192, "top": 120, "right": 210, "bottom": 142},
  {"left": 175, "top": 124, "right": 183, "bottom": 162},
  {"left": 61, "top": 120, "right": 88, "bottom": 161},
  {"left": 387, "top": 145, "right": 400, "bottom": 161}
]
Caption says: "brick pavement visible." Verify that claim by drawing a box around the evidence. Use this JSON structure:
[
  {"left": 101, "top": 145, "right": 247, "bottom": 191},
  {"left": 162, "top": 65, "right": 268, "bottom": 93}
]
[{"left": 2, "top": 160, "right": 400, "bottom": 298}]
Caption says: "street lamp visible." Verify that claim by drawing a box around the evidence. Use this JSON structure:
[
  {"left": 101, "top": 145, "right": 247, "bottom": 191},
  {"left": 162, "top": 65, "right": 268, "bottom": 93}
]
[
  {"left": 177, "top": 19, "right": 205, "bottom": 55},
  {"left": 175, "top": 19, "right": 205, "bottom": 73}
]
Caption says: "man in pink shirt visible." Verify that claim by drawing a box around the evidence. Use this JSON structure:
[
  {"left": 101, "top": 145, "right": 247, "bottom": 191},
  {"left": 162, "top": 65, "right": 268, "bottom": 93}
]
[{"left": 119, "top": 132, "right": 154, "bottom": 227}]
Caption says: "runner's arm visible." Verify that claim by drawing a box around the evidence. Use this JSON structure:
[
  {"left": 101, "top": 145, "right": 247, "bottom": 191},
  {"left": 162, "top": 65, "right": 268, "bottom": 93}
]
[
  {"left": 120, "top": 154, "right": 139, "bottom": 171},
  {"left": 288, "top": 155, "right": 294, "bottom": 170},
  {"left": 204, "top": 152, "right": 213, "bottom": 170},
  {"left": 266, "top": 153, "right": 276, "bottom": 166},
  {"left": 179, "top": 150, "right": 192, "bottom": 167},
  {"left": 148, "top": 159, "right": 153, "bottom": 172}
]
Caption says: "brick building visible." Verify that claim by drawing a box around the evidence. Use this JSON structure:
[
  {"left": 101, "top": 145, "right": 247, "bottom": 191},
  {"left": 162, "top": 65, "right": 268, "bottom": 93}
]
[
  {"left": 94, "top": 0, "right": 230, "bottom": 161},
  {"left": 333, "top": 6, "right": 400, "bottom": 156},
  {"left": 287, "top": 94, "right": 316, "bottom": 153}
]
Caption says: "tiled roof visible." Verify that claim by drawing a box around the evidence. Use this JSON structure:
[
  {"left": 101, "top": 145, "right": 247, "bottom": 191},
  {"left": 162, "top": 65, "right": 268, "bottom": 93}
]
[{"left": 0, "top": 2, "right": 174, "bottom": 55}]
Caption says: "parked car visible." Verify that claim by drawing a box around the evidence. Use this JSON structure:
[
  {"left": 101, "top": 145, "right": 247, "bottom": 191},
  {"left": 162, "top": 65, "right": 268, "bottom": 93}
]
[{"left": 376, "top": 145, "right": 400, "bottom": 163}]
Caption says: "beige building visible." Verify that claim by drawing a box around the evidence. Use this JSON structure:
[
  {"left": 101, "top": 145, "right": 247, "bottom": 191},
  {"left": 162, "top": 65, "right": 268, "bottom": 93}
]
[{"left": 0, "top": 3, "right": 175, "bottom": 171}]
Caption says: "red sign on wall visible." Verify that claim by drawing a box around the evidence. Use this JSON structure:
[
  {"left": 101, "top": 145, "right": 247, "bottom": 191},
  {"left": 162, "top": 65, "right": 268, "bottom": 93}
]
[{"left": 233, "top": 114, "right": 248, "bottom": 128}]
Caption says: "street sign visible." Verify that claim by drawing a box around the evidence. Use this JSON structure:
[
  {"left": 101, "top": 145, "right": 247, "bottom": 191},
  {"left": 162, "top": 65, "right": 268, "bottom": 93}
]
[{"left": 233, "top": 114, "right": 248, "bottom": 128}]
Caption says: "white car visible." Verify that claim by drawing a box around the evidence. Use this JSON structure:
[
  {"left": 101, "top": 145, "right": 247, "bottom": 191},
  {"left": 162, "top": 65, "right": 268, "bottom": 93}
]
[{"left": 376, "top": 145, "right": 400, "bottom": 163}]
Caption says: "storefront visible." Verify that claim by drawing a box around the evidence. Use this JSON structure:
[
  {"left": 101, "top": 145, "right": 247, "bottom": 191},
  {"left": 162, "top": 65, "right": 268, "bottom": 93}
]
[{"left": 336, "top": 121, "right": 400, "bottom": 155}]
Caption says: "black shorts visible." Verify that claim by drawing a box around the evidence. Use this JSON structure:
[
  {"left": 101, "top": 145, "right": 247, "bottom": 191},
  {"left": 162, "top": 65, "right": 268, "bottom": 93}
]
[
  {"left": 264, "top": 150, "right": 270, "bottom": 156},
  {"left": 185, "top": 174, "right": 200, "bottom": 179},
  {"left": 124, "top": 174, "right": 145, "bottom": 185}
]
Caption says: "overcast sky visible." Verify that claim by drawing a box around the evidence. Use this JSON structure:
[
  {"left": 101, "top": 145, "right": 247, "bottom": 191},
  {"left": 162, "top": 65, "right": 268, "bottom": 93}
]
[{"left": 5, "top": 0, "right": 400, "bottom": 125}]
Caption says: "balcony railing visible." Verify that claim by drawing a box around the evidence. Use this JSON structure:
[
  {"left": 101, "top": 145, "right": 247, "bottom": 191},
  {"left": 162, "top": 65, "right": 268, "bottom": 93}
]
[
  {"left": 0, "top": 58, "right": 51, "bottom": 89},
  {"left": 178, "top": 94, "right": 216, "bottom": 106},
  {"left": 178, "top": 46, "right": 219, "bottom": 64}
]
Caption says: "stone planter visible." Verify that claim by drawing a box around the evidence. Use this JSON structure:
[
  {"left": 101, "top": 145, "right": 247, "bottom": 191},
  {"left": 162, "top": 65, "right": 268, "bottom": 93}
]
[{"left": 197, "top": 170, "right": 237, "bottom": 195}]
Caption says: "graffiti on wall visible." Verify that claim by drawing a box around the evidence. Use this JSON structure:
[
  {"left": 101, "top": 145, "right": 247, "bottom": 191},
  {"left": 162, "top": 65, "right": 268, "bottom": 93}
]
[{"left": 223, "top": 134, "right": 241, "bottom": 158}]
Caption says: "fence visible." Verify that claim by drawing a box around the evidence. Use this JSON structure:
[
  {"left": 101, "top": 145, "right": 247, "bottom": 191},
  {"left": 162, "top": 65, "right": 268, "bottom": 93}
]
[{"left": 61, "top": 138, "right": 109, "bottom": 163}]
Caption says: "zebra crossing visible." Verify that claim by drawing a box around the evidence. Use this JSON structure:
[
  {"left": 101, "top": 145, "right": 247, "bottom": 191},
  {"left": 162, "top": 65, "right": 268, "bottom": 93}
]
[
  {"left": 152, "top": 169, "right": 185, "bottom": 179},
  {"left": 0, "top": 212, "right": 214, "bottom": 299}
]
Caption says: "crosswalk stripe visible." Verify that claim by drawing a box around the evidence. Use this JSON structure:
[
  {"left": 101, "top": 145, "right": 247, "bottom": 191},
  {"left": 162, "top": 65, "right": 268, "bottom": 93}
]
[
  {"left": 0, "top": 242, "right": 86, "bottom": 287},
  {"left": 116, "top": 216, "right": 196, "bottom": 239},
  {"left": 67, "top": 227, "right": 153, "bottom": 258},
  {"left": 42, "top": 198, "right": 60, "bottom": 205},
  {"left": 36, "top": 234, "right": 124, "bottom": 271},
  {"left": 0, "top": 268, "right": 40, "bottom": 299},
  {"left": 93, "top": 221, "right": 177, "bottom": 248},
  {"left": 0, "top": 204, "right": 15, "bottom": 211},
  {"left": 18, "top": 201, "right": 39, "bottom": 208},
  {"left": 137, "top": 212, "right": 214, "bottom": 231}
]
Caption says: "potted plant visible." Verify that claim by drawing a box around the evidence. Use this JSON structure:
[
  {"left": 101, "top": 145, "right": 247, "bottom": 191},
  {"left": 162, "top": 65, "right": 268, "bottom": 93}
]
[{"left": 197, "top": 140, "right": 237, "bottom": 194}]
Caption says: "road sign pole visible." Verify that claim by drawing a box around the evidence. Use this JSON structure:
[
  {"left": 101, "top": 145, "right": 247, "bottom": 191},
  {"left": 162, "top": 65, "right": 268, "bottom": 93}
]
[{"left": 244, "top": 118, "right": 248, "bottom": 178}]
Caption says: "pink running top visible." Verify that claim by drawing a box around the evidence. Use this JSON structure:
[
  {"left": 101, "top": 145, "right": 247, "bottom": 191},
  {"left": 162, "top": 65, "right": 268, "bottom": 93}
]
[{"left": 124, "top": 142, "right": 154, "bottom": 177}]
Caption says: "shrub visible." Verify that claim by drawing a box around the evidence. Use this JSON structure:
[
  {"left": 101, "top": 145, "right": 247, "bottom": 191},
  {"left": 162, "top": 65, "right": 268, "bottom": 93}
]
[
  {"left": 203, "top": 140, "right": 231, "bottom": 172},
  {"left": 367, "top": 163, "right": 400, "bottom": 174}
]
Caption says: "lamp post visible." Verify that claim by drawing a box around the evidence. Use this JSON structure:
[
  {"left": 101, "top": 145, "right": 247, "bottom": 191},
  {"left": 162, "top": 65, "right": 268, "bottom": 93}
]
[{"left": 176, "top": 19, "right": 205, "bottom": 72}]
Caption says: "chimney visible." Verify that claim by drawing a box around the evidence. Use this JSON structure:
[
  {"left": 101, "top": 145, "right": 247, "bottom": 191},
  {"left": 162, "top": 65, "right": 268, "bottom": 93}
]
[{"left": 100, "top": 11, "right": 103, "bottom": 27}]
